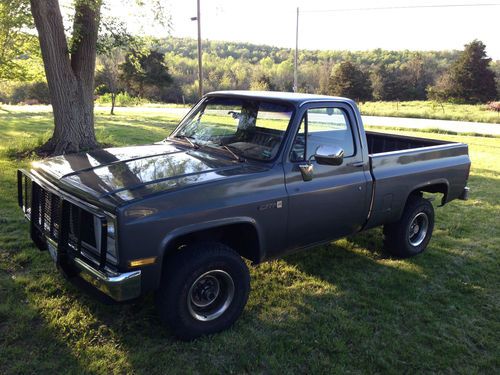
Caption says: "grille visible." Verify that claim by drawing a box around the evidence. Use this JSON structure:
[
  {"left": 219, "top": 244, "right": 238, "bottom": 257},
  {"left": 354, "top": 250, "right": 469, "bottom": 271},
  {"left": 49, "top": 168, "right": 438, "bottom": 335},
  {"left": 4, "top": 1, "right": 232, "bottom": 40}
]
[
  {"left": 18, "top": 170, "right": 109, "bottom": 269},
  {"left": 33, "top": 186, "right": 62, "bottom": 241}
]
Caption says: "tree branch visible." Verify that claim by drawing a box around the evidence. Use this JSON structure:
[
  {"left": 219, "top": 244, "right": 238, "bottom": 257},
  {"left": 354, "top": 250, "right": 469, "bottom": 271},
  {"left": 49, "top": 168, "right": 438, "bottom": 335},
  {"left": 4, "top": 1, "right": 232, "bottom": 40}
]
[
  {"left": 29, "top": 0, "right": 73, "bottom": 83},
  {"left": 70, "top": 0, "right": 101, "bottom": 88}
]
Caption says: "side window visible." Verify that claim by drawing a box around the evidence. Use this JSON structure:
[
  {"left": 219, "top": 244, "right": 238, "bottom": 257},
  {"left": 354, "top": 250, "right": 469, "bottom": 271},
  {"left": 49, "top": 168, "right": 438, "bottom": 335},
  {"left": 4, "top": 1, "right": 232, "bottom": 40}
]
[{"left": 290, "top": 107, "right": 355, "bottom": 162}]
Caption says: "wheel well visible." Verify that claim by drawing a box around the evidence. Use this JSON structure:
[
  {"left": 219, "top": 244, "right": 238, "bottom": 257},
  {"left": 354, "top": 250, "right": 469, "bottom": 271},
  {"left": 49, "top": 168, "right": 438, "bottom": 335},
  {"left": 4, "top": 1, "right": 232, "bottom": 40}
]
[
  {"left": 409, "top": 183, "right": 448, "bottom": 205},
  {"left": 163, "top": 223, "right": 261, "bottom": 264}
]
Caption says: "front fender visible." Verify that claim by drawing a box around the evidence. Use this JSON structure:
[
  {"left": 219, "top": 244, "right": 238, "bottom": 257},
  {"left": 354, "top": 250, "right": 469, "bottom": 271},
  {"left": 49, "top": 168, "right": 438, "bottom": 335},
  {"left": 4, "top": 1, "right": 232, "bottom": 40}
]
[{"left": 153, "top": 216, "right": 264, "bottom": 287}]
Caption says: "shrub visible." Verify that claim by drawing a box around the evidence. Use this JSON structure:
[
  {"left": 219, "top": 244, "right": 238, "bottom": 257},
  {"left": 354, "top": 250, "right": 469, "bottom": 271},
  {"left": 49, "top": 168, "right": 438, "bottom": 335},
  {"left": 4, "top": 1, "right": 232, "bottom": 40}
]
[
  {"left": 94, "top": 92, "right": 148, "bottom": 106},
  {"left": 10, "top": 81, "right": 50, "bottom": 104},
  {"left": 0, "top": 89, "right": 8, "bottom": 104}
]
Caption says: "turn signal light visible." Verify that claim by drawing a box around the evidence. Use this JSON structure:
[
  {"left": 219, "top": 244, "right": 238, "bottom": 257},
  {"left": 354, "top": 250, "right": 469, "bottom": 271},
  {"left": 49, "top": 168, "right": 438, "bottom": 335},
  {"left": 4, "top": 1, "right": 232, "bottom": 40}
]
[{"left": 128, "top": 257, "right": 157, "bottom": 268}]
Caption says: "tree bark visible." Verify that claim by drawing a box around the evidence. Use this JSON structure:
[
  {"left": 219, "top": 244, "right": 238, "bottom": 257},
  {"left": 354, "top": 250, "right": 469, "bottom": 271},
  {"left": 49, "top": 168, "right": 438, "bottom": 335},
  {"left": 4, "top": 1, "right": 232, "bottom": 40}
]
[{"left": 30, "top": 0, "right": 101, "bottom": 155}]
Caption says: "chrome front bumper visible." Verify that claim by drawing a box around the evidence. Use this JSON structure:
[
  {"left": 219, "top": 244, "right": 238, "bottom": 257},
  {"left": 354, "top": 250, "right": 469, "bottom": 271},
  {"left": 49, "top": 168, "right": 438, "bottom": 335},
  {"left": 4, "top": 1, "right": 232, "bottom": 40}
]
[
  {"left": 46, "top": 236, "right": 141, "bottom": 302},
  {"left": 73, "top": 257, "right": 141, "bottom": 301},
  {"left": 19, "top": 169, "right": 142, "bottom": 302}
]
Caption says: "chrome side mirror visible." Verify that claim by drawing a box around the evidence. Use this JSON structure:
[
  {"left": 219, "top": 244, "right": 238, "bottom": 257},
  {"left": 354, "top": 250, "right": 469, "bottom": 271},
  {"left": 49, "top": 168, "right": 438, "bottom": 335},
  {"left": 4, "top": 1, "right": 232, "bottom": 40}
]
[
  {"left": 298, "top": 145, "right": 344, "bottom": 181},
  {"left": 314, "top": 145, "right": 344, "bottom": 166}
]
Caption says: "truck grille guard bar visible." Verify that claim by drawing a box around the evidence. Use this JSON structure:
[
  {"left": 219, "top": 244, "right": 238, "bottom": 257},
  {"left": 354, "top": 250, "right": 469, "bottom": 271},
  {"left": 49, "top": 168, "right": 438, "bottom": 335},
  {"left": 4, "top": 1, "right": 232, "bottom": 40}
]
[{"left": 17, "top": 169, "right": 109, "bottom": 271}]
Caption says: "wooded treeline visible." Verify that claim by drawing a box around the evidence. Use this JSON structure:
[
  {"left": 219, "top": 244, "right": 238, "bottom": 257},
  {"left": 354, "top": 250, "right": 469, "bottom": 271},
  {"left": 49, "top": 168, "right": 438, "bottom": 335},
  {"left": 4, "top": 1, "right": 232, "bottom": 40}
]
[{"left": 2, "top": 36, "right": 499, "bottom": 105}]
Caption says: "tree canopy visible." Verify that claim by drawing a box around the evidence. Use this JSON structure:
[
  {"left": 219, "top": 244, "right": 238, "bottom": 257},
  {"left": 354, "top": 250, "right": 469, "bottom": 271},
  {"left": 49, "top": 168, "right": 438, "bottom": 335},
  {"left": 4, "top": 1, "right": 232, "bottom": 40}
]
[
  {"left": 0, "top": 0, "right": 40, "bottom": 81},
  {"left": 428, "top": 40, "right": 497, "bottom": 103},
  {"left": 449, "top": 40, "right": 496, "bottom": 103},
  {"left": 121, "top": 48, "right": 175, "bottom": 102},
  {"left": 328, "top": 61, "right": 372, "bottom": 101}
]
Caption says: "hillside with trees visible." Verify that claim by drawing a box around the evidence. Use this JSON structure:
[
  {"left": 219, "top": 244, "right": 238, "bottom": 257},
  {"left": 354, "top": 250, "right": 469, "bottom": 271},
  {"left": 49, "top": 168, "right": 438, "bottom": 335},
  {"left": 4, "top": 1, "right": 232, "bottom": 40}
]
[
  {"left": 155, "top": 37, "right": 468, "bottom": 103},
  {"left": 1, "top": 36, "right": 499, "bottom": 106}
]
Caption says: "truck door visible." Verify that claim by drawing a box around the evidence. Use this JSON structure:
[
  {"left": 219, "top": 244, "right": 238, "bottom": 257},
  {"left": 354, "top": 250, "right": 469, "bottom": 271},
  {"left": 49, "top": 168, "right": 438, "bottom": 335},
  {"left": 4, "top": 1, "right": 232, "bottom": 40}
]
[{"left": 284, "top": 103, "right": 371, "bottom": 250}]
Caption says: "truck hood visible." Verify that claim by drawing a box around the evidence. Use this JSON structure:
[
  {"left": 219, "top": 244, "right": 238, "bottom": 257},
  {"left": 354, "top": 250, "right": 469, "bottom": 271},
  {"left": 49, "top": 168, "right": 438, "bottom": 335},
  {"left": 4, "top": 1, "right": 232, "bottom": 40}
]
[{"left": 31, "top": 142, "right": 266, "bottom": 207}]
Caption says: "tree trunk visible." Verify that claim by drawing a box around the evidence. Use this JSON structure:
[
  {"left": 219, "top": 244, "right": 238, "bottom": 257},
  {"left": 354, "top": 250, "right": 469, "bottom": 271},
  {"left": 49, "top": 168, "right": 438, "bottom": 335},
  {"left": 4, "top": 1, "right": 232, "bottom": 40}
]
[
  {"left": 110, "top": 92, "right": 116, "bottom": 115},
  {"left": 30, "top": 0, "right": 100, "bottom": 155}
]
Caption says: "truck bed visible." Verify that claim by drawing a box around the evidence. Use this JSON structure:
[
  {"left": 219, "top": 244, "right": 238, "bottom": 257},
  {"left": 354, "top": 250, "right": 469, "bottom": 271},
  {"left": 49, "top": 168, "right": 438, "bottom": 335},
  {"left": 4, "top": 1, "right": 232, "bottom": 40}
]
[
  {"left": 364, "top": 131, "right": 470, "bottom": 230},
  {"left": 366, "top": 131, "right": 450, "bottom": 154}
]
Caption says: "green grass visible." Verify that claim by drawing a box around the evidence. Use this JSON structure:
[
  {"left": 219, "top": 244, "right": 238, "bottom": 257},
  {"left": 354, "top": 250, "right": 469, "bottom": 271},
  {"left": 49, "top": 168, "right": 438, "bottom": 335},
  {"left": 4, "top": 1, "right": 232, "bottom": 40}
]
[
  {"left": 0, "top": 108, "right": 499, "bottom": 374},
  {"left": 359, "top": 100, "right": 500, "bottom": 124}
]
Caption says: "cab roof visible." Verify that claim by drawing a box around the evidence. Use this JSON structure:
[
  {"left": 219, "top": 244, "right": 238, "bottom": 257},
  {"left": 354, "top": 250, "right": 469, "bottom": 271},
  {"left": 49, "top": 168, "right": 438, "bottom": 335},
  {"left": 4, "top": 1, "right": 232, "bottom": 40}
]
[{"left": 206, "top": 90, "right": 355, "bottom": 106}]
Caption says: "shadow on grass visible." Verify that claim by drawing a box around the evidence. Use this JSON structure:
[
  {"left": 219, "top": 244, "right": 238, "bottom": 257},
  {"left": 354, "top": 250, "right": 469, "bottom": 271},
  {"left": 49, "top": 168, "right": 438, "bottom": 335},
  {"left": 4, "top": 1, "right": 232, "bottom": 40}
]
[
  {"left": 56, "top": 226, "right": 495, "bottom": 373},
  {"left": 0, "top": 257, "right": 88, "bottom": 374}
]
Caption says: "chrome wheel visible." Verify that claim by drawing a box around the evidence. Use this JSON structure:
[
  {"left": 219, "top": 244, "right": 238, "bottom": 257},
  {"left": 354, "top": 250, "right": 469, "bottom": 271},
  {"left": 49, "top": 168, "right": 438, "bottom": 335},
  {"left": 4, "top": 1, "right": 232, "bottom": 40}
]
[
  {"left": 187, "top": 270, "right": 235, "bottom": 322},
  {"left": 408, "top": 212, "right": 429, "bottom": 247}
]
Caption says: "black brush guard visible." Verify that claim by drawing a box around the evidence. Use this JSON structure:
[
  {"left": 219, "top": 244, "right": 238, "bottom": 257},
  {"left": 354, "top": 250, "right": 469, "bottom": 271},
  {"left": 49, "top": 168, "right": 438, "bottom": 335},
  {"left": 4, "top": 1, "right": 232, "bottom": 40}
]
[{"left": 17, "top": 169, "right": 109, "bottom": 271}]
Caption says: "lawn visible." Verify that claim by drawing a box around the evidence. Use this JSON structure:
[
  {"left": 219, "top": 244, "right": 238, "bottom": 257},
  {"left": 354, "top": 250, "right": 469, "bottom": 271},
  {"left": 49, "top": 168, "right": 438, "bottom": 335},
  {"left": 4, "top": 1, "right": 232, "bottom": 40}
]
[
  {"left": 0, "top": 108, "right": 499, "bottom": 374},
  {"left": 358, "top": 100, "right": 500, "bottom": 124}
]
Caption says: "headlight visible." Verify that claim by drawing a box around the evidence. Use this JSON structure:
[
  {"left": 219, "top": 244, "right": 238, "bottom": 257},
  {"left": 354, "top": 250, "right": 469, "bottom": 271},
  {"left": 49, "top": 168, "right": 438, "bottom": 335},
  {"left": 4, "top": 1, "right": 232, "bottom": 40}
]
[
  {"left": 107, "top": 220, "right": 116, "bottom": 238},
  {"left": 93, "top": 215, "right": 118, "bottom": 264},
  {"left": 106, "top": 218, "right": 118, "bottom": 262}
]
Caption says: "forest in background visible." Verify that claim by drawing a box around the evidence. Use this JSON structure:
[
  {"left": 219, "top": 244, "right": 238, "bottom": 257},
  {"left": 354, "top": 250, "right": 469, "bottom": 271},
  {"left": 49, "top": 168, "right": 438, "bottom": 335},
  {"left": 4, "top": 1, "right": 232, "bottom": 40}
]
[{"left": 1, "top": 36, "right": 499, "bottom": 106}]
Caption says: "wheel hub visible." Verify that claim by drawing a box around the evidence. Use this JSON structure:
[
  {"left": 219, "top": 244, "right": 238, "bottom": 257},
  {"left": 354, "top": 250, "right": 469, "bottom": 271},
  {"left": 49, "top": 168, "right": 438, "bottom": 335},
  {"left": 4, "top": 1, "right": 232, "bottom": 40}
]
[
  {"left": 187, "top": 270, "right": 235, "bottom": 322},
  {"left": 408, "top": 212, "right": 429, "bottom": 247},
  {"left": 191, "top": 275, "right": 220, "bottom": 307}
]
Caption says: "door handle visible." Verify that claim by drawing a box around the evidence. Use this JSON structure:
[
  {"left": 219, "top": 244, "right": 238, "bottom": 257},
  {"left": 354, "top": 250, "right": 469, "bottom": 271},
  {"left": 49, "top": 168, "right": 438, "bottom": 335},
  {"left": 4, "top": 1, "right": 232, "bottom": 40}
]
[{"left": 347, "top": 161, "right": 365, "bottom": 168}]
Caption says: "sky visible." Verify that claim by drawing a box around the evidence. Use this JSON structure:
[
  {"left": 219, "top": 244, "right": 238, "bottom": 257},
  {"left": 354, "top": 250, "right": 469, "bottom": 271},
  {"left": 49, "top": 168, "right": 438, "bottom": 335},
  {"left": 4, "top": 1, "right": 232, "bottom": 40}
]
[{"left": 103, "top": 0, "right": 500, "bottom": 59}]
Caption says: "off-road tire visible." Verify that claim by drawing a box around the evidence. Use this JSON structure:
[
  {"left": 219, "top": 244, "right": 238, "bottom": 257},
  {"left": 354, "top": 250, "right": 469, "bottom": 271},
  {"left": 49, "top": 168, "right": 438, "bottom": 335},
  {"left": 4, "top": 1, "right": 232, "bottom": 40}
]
[
  {"left": 155, "top": 242, "right": 250, "bottom": 340},
  {"left": 383, "top": 195, "right": 435, "bottom": 258}
]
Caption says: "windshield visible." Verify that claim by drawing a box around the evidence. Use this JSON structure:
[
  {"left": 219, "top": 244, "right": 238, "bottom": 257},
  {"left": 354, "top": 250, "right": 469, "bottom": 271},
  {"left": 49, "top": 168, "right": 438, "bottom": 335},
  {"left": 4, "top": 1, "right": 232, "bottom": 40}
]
[{"left": 171, "top": 97, "right": 294, "bottom": 161}]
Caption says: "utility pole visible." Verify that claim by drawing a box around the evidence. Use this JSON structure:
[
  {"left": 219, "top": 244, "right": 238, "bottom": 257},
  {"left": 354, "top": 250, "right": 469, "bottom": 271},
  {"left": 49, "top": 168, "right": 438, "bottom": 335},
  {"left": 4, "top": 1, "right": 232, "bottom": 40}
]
[
  {"left": 293, "top": 7, "right": 299, "bottom": 93},
  {"left": 191, "top": 0, "right": 203, "bottom": 99}
]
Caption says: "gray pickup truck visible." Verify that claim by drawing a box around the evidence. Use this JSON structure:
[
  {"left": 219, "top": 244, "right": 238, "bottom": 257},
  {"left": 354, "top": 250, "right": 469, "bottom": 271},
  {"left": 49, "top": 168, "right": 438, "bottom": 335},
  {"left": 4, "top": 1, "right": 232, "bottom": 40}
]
[{"left": 18, "top": 91, "right": 470, "bottom": 339}]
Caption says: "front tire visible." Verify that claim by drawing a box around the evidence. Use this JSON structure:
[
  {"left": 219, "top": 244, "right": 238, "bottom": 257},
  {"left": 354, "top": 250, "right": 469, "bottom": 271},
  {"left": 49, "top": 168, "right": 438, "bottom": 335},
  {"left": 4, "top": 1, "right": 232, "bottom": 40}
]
[
  {"left": 383, "top": 195, "right": 435, "bottom": 257},
  {"left": 155, "top": 242, "right": 250, "bottom": 340}
]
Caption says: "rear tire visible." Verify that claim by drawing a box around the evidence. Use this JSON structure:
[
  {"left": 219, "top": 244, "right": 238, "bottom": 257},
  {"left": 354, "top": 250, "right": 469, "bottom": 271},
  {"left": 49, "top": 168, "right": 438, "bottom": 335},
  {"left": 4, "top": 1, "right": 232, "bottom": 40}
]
[
  {"left": 383, "top": 195, "right": 435, "bottom": 258},
  {"left": 155, "top": 242, "right": 250, "bottom": 340}
]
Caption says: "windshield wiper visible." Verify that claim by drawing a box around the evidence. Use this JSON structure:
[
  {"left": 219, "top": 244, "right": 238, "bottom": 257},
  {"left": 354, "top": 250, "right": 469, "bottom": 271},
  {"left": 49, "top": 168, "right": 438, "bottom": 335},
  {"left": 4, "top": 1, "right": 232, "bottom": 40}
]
[
  {"left": 175, "top": 135, "right": 200, "bottom": 149},
  {"left": 220, "top": 145, "right": 245, "bottom": 162}
]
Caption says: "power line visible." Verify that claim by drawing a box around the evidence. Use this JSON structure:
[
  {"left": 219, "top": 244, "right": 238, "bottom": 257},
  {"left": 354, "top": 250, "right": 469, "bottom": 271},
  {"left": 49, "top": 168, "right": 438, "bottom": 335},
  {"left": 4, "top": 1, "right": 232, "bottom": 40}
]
[{"left": 301, "top": 3, "right": 500, "bottom": 13}]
